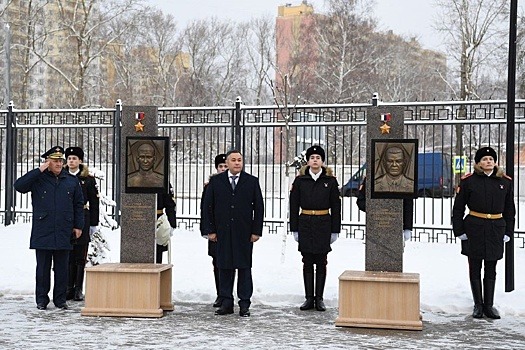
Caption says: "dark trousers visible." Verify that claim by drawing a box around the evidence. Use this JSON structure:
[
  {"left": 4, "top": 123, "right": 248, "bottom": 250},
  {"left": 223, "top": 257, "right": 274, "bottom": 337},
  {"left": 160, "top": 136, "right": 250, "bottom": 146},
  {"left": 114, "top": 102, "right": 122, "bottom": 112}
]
[
  {"left": 69, "top": 243, "right": 88, "bottom": 266},
  {"left": 156, "top": 244, "right": 168, "bottom": 264},
  {"left": 468, "top": 258, "right": 497, "bottom": 280},
  {"left": 301, "top": 252, "right": 328, "bottom": 274},
  {"left": 219, "top": 268, "right": 253, "bottom": 309},
  {"left": 68, "top": 243, "right": 88, "bottom": 292},
  {"left": 35, "top": 249, "right": 69, "bottom": 306},
  {"left": 212, "top": 256, "right": 220, "bottom": 295}
]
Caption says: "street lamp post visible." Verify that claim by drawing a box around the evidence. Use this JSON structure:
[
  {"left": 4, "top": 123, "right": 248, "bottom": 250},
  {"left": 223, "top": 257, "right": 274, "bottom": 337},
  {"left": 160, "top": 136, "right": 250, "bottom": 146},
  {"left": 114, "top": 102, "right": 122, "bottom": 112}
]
[{"left": 505, "top": 0, "right": 518, "bottom": 293}]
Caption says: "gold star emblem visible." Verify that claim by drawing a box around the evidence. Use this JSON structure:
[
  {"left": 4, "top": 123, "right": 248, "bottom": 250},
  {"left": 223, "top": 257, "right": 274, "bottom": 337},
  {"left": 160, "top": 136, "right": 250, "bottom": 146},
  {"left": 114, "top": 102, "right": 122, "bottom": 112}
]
[
  {"left": 380, "top": 123, "right": 391, "bottom": 134},
  {"left": 134, "top": 121, "right": 144, "bottom": 132}
]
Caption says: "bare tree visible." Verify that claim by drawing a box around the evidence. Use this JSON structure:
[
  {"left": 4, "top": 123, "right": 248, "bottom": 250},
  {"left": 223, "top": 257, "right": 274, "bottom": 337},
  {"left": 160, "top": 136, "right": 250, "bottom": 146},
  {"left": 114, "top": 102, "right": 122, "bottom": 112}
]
[
  {"left": 313, "top": 0, "right": 380, "bottom": 103},
  {"left": 102, "top": 10, "right": 141, "bottom": 106},
  {"left": 137, "top": 8, "right": 185, "bottom": 106},
  {"left": 242, "top": 16, "right": 274, "bottom": 106},
  {"left": 182, "top": 18, "right": 249, "bottom": 106},
  {"left": 32, "top": 0, "right": 143, "bottom": 107},
  {"left": 514, "top": 9, "right": 525, "bottom": 98},
  {"left": 435, "top": 0, "right": 508, "bottom": 185},
  {"left": 1, "top": 0, "right": 47, "bottom": 108},
  {"left": 435, "top": 0, "right": 508, "bottom": 101}
]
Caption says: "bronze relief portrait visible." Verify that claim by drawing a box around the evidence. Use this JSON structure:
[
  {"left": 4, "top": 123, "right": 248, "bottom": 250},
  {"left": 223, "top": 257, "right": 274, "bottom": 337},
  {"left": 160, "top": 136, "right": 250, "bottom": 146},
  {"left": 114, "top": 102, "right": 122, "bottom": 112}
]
[
  {"left": 125, "top": 136, "right": 169, "bottom": 193},
  {"left": 371, "top": 139, "right": 418, "bottom": 199}
]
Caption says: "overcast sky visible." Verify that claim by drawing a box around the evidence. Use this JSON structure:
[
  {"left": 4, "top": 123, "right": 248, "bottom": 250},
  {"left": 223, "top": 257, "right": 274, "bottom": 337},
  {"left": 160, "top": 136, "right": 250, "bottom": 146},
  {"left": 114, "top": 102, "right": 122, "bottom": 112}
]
[{"left": 147, "top": 0, "right": 444, "bottom": 49}]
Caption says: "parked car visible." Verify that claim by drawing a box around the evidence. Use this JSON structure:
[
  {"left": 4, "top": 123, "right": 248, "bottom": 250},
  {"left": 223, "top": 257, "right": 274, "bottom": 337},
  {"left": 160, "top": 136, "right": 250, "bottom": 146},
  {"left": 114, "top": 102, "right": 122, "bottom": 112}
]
[{"left": 340, "top": 152, "right": 454, "bottom": 198}]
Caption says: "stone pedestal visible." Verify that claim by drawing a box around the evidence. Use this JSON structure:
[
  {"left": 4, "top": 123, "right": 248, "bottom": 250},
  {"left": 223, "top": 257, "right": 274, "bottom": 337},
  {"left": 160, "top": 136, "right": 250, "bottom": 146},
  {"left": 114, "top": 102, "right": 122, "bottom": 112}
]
[
  {"left": 82, "top": 106, "right": 174, "bottom": 318},
  {"left": 335, "top": 270, "right": 422, "bottom": 330},
  {"left": 120, "top": 105, "right": 158, "bottom": 263},
  {"left": 336, "top": 106, "right": 422, "bottom": 330},
  {"left": 81, "top": 263, "right": 173, "bottom": 318}
]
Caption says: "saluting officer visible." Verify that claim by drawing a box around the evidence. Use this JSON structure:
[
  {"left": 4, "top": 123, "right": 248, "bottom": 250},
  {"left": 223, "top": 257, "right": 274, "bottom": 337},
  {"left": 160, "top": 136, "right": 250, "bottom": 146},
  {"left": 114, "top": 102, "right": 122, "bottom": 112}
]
[
  {"left": 14, "top": 146, "right": 84, "bottom": 310},
  {"left": 452, "top": 146, "right": 515, "bottom": 319},
  {"left": 64, "top": 147, "right": 100, "bottom": 301},
  {"left": 290, "top": 145, "right": 341, "bottom": 312}
]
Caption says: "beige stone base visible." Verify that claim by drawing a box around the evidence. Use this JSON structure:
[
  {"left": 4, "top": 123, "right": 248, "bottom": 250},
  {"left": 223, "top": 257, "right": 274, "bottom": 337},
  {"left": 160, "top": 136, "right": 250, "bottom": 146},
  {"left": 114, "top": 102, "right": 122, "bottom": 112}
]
[
  {"left": 335, "top": 270, "right": 423, "bottom": 330},
  {"left": 81, "top": 263, "right": 173, "bottom": 318}
]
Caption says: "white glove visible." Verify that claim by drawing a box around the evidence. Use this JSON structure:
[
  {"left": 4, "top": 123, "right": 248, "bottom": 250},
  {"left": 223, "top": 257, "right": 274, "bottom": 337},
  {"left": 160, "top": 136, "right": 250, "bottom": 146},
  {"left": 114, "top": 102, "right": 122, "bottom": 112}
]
[
  {"left": 403, "top": 229, "right": 411, "bottom": 242},
  {"left": 292, "top": 232, "right": 298, "bottom": 242},
  {"left": 504, "top": 235, "right": 510, "bottom": 243},
  {"left": 89, "top": 226, "right": 98, "bottom": 239},
  {"left": 330, "top": 233, "right": 338, "bottom": 244},
  {"left": 458, "top": 233, "right": 468, "bottom": 241}
]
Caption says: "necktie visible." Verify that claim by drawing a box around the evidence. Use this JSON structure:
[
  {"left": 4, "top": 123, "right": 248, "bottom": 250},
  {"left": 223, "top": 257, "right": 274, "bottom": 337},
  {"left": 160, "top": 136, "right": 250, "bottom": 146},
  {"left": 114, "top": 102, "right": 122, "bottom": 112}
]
[{"left": 230, "top": 175, "right": 238, "bottom": 191}]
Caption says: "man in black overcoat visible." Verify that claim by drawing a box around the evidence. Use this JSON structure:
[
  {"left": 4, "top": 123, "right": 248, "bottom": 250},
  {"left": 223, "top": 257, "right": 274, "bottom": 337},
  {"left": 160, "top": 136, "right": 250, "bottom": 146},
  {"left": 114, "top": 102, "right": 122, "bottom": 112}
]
[{"left": 202, "top": 150, "right": 264, "bottom": 317}]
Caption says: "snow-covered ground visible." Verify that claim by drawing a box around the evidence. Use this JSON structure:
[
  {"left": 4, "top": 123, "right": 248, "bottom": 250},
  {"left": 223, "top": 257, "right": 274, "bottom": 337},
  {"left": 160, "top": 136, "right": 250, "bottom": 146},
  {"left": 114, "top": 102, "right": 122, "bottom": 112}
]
[{"left": 1, "top": 223, "right": 524, "bottom": 349}]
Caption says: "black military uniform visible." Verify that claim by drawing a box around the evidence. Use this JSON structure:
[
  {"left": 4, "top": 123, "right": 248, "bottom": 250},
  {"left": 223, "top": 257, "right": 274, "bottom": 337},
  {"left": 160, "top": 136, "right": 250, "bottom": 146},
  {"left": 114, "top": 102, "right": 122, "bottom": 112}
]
[
  {"left": 452, "top": 146, "right": 515, "bottom": 319},
  {"left": 200, "top": 153, "right": 229, "bottom": 307},
  {"left": 64, "top": 147, "right": 100, "bottom": 301},
  {"left": 289, "top": 146, "right": 341, "bottom": 311},
  {"left": 156, "top": 184, "right": 177, "bottom": 263}
]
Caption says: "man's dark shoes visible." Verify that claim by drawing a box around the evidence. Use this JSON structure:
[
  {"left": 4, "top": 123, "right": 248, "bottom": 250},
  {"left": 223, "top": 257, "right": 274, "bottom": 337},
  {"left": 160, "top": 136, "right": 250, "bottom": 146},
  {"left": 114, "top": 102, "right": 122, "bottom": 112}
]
[
  {"left": 214, "top": 306, "right": 234, "bottom": 315},
  {"left": 299, "top": 297, "right": 315, "bottom": 310},
  {"left": 66, "top": 289, "right": 75, "bottom": 301},
  {"left": 212, "top": 297, "right": 222, "bottom": 308},
  {"left": 315, "top": 297, "right": 326, "bottom": 312},
  {"left": 55, "top": 303, "right": 69, "bottom": 310},
  {"left": 74, "top": 290, "right": 84, "bottom": 301},
  {"left": 36, "top": 304, "right": 47, "bottom": 310},
  {"left": 472, "top": 304, "right": 484, "bottom": 318},
  {"left": 239, "top": 308, "right": 250, "bottom": 317}
]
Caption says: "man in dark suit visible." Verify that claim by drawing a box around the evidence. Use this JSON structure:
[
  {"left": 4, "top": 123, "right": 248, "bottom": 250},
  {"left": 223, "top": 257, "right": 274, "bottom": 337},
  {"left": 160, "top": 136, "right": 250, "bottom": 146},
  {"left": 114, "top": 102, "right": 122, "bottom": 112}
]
[{"left": 202, "top": 150, "right": 264, "bottom": 317}]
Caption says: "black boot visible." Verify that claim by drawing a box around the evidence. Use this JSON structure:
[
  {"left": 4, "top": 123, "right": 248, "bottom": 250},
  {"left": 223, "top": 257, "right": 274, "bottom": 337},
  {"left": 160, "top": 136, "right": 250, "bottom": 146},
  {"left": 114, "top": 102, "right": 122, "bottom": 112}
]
[
  {"left": 212, "top": 267, "right": 222, "bottom": 307},
  {"left": 483, "top": 279, "right": 501, "bottom": 319},
  {"left": 299, "top": 272, "right": 315, "bottom": 310},
  {"left": 315, "top": 273, "right": 326, "bottom": 311},
  {"left": 66, "top": 263, "right": 76, "bottom": 301},
  {"left": 470, "top": 279, "right": 483, "bottom": 318},
  {"left": 74, "top": 265, "right": 85, "bottom": 301}
]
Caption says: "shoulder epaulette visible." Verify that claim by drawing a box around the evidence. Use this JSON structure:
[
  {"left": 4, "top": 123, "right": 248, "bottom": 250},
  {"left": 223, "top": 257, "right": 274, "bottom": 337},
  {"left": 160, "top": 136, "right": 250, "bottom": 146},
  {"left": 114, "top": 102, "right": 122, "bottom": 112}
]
[
  {"left": 460, "top": 173, "right": 473, "bottom": 180},
  {"left": 503, "top": 174, "right": 512, "bottom": 180}
]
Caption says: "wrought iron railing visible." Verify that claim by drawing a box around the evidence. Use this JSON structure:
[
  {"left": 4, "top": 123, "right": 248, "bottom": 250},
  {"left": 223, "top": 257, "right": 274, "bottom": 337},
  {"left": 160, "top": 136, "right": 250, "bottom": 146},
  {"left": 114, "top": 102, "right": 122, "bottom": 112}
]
[{"left": 1, "top": 99, "right": 524, "bottom": 248}]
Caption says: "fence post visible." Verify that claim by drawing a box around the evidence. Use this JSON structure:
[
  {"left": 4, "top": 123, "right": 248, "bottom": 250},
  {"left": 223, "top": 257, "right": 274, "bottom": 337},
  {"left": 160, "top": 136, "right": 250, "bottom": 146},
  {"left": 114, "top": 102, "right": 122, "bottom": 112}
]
[
  {"left": 4, "top": 101, "right": 15, "bottom": 226},
  {"left": 113, "top": 99, "right": 122, "bottom": 226},
  {"left": 234, "top": 96, "right": 242, "bottom": 151},
  {"left": 371, "top": 92, "right": 379, "bottom": 106}
]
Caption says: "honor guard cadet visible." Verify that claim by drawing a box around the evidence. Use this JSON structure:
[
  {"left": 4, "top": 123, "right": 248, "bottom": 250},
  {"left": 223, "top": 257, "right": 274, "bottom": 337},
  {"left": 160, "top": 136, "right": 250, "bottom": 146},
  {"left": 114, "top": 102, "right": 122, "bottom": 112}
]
[
  {"left": 64, "top": 147, "right": 100, "bottom": 301},
  {"left": 452, "top": 146, "right": 515, "bottom": 319},
  {"left": 14, "top": 146, "right": 84, "bottom": 310},
  {"left": 289, "top": 145, "right": 341, "bottom": 312},
  {"left": 200, "top": 153, "right": 229, "bottom": 307}
]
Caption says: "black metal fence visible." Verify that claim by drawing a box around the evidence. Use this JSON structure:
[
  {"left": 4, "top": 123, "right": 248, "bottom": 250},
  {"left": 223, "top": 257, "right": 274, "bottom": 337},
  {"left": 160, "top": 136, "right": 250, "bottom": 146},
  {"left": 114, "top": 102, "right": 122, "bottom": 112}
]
[{"left": 2, "top": 99, "right": 524, "bottom": 248}]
